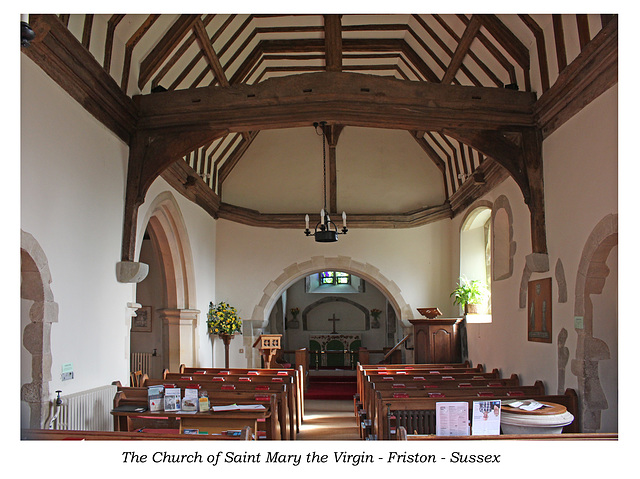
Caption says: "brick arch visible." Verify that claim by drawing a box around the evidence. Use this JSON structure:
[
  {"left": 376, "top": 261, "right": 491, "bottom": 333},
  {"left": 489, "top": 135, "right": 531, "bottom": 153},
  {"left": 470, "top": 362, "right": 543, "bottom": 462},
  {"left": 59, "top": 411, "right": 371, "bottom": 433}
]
[
  {"left": 571, "top": 213, "right": 617, "bottom": 432},
  {"left": 251, "top": 256, "right": 412, "bottom": 329},
  {"left": 20, "top": 229, "right": 58, "bottom": 428}
]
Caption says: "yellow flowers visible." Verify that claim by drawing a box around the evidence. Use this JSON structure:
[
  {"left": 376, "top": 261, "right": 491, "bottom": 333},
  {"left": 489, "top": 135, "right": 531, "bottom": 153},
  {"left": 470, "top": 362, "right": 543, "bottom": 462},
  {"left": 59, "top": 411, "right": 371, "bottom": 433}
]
[{"left": 207, "top": 301, "right": 242, "bottom": 335}]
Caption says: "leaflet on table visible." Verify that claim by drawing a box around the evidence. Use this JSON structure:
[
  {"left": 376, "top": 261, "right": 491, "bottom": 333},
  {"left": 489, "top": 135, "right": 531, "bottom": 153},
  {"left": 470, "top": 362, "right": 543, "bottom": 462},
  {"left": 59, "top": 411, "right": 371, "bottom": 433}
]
[
  {"left": 503, "top": 399, "right": 547, "bottom": 411},
  {"left": 471, "top": 400, "right": 501, "bottom": 435},
  {"left": 211, "top": 403, "right": 267, "bottom": 412},
  {"left": 148, "top": 385, "right": 164, "bottom": 412},
  {"left": 182, "top": 388, "right": 199, "bottom": 412},
  {"left": 435, "top": 402, "right": 469, "bottom": 436},
  {"left": 164, "top": 387, "right": 181, "bottom": 411}
]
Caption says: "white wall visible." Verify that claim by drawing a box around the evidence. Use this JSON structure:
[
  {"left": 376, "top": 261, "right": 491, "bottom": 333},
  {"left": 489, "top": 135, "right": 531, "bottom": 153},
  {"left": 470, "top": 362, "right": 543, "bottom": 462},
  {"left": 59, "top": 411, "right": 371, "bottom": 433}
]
[
  {"left": 458, "top": 86, "right": 618, "bottom": 431},
  {"left": 21, "top": 56, "right": 132, "bottom": 396}
]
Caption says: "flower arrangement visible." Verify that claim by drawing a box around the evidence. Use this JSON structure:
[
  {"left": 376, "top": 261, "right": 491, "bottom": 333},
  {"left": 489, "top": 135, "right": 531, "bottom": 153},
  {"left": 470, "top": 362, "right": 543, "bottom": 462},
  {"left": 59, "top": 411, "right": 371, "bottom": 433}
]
[
  {"left": 370, "top": 308, "right": 382, "bottom": 319},
  {"left": 290, "top": 307, "right": 300, "bottom": 319},
  {"left": 207, "top": 301, "right": 242, "bottom": 336}
]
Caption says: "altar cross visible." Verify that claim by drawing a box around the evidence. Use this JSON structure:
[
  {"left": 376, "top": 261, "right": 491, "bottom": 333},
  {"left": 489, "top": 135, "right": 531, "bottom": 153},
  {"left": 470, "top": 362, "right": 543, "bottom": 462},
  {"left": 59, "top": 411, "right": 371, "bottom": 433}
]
[{"left": 328, "top": 313, "right": 340, "bottom": 334}]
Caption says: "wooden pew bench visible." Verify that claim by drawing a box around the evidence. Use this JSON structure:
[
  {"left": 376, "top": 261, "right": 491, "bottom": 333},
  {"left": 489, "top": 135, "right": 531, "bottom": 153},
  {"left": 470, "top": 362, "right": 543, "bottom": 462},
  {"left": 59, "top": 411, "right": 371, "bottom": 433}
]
[
  {"left": 143, "top": 378, "right": 294, "bottom": 440},
  {"left": 112, "top": 387, "right": 280, "bottom": 440},
  {"left": 357, "top": 368, "right": 502, "bottom": 424},
  {"left": 372, "top": 389, "right": 580, "bottom": 440},
  {"left": 21, "top": 426, "right": 253, "bottom": 440},
  {"left": 163, "top": 371, "right": 300, "bottom": 436},
  {"left": 175, "top": 365, "right": 304, "bottom": 428}
]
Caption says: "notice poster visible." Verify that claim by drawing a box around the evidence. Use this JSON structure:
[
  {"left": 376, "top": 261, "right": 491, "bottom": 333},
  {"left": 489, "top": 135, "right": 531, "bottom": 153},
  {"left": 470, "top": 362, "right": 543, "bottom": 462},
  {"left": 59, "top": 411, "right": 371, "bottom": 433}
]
[
  {"left": 435, "top": 402, "right": 470, "bottom": 436},
  {"left": 472, "top": 400, "right": 501, "bottom": 435}
]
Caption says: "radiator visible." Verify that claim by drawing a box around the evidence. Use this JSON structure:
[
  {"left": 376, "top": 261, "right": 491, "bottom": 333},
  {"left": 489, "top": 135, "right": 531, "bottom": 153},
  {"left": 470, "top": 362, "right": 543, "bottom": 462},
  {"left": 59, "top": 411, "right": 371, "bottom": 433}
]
[
  {"left": 51, "top": 385, "right": 117, "bottom": 431},
  {"left": 131, "top": 352, "right": 153, "bottom": 377},
  {"left": 392, "top": 409, "right": 436, "bottom": 435}
]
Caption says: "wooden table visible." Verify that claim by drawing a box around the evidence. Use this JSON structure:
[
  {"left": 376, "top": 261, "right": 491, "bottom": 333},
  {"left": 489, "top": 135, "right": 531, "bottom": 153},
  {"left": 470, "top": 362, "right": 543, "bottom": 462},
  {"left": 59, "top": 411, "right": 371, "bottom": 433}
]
[{"left": 111, "top": 408, "right": 273, "bottom": 438}]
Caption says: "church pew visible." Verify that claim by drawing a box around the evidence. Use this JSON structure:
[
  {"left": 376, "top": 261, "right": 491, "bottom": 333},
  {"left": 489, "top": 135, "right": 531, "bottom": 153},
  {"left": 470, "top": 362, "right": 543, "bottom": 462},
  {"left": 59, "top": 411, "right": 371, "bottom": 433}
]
[
  {"left": 144, "top": 378, "right": 295, "bottom": 440},
  {"left": 177, "top": 365, "right": 304, "bottom": 427},
  {"left": 395, "top": 426, "right": 617, "bottom": 441},
  {"left": 356, "top": 364, "right": 487, "bottom": 408},
  {"left": 364, "top": 381, "right": 544, "bottom": 435},
  {"left": 164, "top": 370, "right": 301, "bottom": 434},
  {"left": 372, "top": 388, "right": 580, "bottom": 440},
  {"left": 358, "top": 369, "right": 502, "bottom": 423},
  {"left": 21, "top": 426, "right": 253, "bottom": 440},
  {"left": 112, "top": 387, "right": 281, "bottom": 440}
]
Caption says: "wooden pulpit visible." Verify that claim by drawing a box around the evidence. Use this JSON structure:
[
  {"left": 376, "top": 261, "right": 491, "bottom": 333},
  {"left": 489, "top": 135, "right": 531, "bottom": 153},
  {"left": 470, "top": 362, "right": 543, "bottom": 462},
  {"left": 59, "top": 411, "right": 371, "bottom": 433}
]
[
  {"left": 252, "top": 334, "right": 282, "bottom": 369},
  {"left": 409, "top": 318, "right": 463, "bottom": 363}
]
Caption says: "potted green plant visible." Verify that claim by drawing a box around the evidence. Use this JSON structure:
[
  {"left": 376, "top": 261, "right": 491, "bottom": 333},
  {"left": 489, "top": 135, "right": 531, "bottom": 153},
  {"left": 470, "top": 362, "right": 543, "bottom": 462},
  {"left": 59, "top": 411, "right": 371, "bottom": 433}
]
[{"left": 450, "top": 277, "right": 488, "bottom": 314}]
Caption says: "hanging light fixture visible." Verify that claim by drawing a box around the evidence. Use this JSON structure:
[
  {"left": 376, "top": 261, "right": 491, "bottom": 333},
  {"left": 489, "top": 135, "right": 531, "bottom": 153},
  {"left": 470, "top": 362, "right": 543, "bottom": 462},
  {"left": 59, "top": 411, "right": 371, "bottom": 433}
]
[{"left": 304, "top": 121, "right": 348, "bottom": 242}]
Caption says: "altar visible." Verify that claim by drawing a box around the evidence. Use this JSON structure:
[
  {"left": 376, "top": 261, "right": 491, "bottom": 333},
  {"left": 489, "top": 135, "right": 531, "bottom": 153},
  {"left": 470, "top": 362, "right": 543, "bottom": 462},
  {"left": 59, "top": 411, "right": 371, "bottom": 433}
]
[{"left": 309, "top": 334, "right": 361, "bottom": 369}]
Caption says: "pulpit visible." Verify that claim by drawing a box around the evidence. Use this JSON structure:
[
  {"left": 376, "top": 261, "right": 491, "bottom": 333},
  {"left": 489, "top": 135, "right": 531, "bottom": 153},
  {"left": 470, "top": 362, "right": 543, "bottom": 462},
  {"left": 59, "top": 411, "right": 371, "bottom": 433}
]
[
  {"left": 409, "top": 318, "right": 463, "bottom": 363},
  {"left": 252, "top": 334, "right": 282, "bottom": 368}
]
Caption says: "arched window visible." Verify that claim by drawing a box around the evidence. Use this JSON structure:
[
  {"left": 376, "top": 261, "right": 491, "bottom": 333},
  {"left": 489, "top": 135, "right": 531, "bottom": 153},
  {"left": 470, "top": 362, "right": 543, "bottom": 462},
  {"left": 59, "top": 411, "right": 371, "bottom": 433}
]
[{"left": 459, "top": 205, "right": 492, "bottom": 321}]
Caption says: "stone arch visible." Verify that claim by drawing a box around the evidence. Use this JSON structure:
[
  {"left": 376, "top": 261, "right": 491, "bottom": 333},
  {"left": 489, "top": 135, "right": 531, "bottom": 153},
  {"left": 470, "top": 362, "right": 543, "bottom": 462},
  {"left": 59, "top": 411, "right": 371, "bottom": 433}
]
[
  {"left": 20, "top": 230, "right": 59, "bottom": 428},
  {"left": 570, "top": 213, "right": 617, "bottom": 432},
  {"left": 136, "top": 191, "right": 199, "bottom": 371},
  {"left": 251, "top": 256, "right": 412, "bottom": 330},
  {"left": 138, "top": 191, "right": 196, "bottom": 309}
]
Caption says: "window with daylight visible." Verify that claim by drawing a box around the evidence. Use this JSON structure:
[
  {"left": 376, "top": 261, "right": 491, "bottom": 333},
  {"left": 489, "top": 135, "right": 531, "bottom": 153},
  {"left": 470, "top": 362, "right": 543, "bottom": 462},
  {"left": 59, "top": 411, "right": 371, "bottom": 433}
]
[
  {"left": 459, "top": 206, "right": 492, "bottom": 322},
  {"left": 320, "top": 271, "right": 351, "bottom": 285}
]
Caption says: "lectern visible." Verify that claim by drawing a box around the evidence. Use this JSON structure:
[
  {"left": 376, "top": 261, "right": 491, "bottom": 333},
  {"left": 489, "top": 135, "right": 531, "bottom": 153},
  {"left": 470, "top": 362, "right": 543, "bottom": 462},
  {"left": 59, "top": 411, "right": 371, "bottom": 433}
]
[
  {"left": 409, "top": 318, "right": 463, "bottom": 363},
  {"left": 252, "top": 334, "right": 282, "bottom": 368}
]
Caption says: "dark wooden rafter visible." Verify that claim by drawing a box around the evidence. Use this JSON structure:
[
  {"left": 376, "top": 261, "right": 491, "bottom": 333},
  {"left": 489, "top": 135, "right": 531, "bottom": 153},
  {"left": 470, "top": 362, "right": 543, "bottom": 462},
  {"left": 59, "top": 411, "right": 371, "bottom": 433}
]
[
  {"left": 121, "top": 15, "right": 160, "bottom": 94},
  {"left": 410, "top": 131, "right": 450, "bottom": 199},
  {"left": 22, "top": 14, "right": 137, "bottom": 143},
  {"left": 552, "top": 15, "right": 568, "bottom": 72},
  {"left": 152, "top": 14, "right": 217, "bottom": 90},
  {"left": 452, "top": 14, "right": 516, "bottom": 86},
  {"left": 576, "top": 14, "right": 591, "bottom": 50},
  {"left": 138, "top": 14, "right": 200, "bottom": 91},
  {"left": 81, "top": 14, "right": 93, "bottom": 49},
  {"left": 103, "top": 14, "right": 125, "bottom": 74},
  {"left": 193, "top": 18, "right": 230, "bottom": 87},
  {"left": 324, "top": 15, "right": 342, "bottom": 72},
  {"left": 535, "top": 15, "right": 617, "bottom": 138},
  {"left": 217, "top": 131, "right": 260, "bottom": 187},
  {"left": 441, "top": 15, "right": 481, "bottom": 85},
  {"left": 518, "top": 14, "right": 550, "bottom": 92},
  {"left": 413, "top": 14, "right": 491, "bottom": 87}
]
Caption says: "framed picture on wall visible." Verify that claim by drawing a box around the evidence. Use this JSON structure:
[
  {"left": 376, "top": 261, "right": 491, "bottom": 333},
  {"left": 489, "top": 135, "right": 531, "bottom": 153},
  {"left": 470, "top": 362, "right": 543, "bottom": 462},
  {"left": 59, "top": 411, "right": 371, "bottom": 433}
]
[
  {"left": 132, "top": 306, "right": 152, "bottom": 332},
  {"left": 527, "top": 278, "right": 552, "bottom": 343}
]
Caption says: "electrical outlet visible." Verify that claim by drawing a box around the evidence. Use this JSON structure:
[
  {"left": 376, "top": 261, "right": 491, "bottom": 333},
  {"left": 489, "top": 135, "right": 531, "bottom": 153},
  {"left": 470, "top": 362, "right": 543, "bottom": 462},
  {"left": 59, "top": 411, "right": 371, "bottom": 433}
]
[{"left": 239, "top": 348, "right": 244, "bottom": 353}]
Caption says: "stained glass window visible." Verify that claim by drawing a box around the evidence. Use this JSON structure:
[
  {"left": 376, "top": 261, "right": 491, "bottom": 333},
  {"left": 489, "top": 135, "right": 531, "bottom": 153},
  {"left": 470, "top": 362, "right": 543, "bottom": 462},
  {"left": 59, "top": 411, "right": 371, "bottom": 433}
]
[{"left": 320, "top": 271, "right": 350, "bottom": 285}]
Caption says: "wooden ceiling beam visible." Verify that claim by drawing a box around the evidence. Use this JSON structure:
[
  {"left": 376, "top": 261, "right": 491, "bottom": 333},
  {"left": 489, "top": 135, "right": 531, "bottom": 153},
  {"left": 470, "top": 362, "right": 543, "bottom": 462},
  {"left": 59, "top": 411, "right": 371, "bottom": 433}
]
[
  {"left": 135, "top": 71, "right": 536, "bottom": 133},
  {"left": 22, "top": 14, "right": 137, "bottom": 144},
  {"left": 324, "top": 14, "right": 343, "bottom": 72},
  {"left": 193, "top": 18, "right": 229, "bottom": 87},
  {"left": 138, "top": 14, "right": 200, "bottom": 91},
  {"left": 442, "top": 15, "right": 481, "bottom": 85}
]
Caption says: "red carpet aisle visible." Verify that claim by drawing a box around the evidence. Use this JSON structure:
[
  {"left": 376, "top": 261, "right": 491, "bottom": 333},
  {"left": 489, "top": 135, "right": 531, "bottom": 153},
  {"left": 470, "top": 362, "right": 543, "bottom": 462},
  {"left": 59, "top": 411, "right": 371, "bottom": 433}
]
[{"left": 304, "top": 375, "right": 357, "bottom": 400}]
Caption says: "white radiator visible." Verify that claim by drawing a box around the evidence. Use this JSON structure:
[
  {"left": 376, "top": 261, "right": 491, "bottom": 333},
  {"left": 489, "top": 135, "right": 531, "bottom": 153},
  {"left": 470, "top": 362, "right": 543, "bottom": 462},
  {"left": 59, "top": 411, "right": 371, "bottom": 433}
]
[
  {"left": 51, "top": 385, "right": 117, "bottom": 431},
  {"left": 131, "top": 352, "right": 153, "bottom": 377}
]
